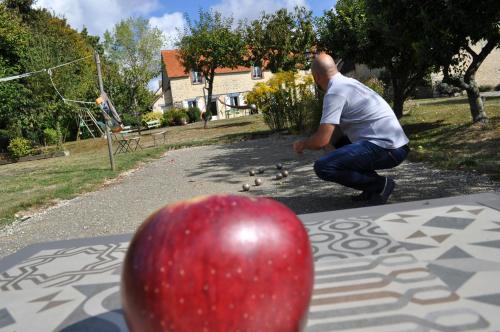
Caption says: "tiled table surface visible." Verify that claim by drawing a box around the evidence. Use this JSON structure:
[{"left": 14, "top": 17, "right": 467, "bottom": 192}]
[{"left": 1, "top": 193, "right": 499, "bottom": 331}]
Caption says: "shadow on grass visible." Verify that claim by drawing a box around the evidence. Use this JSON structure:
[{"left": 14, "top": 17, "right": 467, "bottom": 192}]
[
  {"left": 183, "top": 121, "right": 255, "bottom": 131},
  {"left": 421, "top": 95, "right": 500, "bottom": 107},
  {"left": 403, "top": 120, "right": 445, "bottom": 135}
]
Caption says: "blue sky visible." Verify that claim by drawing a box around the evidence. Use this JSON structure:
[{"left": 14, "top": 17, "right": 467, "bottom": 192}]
[{"left": 36, "top": 0, "right": 337, "bottom": 48}]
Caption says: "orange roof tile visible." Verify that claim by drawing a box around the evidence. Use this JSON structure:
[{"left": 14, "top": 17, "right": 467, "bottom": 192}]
[{"left": 161, "top": 50, "right": 252, "bottom": 78}]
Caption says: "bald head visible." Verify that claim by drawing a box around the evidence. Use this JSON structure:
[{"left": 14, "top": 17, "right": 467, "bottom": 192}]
[{"left": 311, "top": 53, "right": 338, "bottom": 91}]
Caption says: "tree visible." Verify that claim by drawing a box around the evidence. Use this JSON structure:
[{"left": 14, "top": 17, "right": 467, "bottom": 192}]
[
  {"left": 177, "top": 10, "right": 246, "bottom": 128},
  {"left": 242, "top": 7, "right": 316, "bottom": 73},
  {"left": 104, "top": 17, "right": 164, "bottom": 132},
  {"left": 20, "top": 8, "right": 97, "bottom": 143},
  {"left": 318, "top": 0, "right": 434, "bottom": 118},
  {"left": 0, "top": 3, "right": 31, "bottom": 132},
  {"left": 417, "top": 0, "right": 500, "bottom": 123}
]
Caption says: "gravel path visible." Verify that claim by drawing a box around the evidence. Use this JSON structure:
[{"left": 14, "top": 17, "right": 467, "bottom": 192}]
[{"left": 1, "top": 135, "right": 498, "bottom": 258}]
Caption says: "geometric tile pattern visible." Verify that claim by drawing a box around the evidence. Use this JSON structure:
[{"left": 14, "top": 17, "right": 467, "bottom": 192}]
[
  {"left": 0, "top": 200, "right": 499, "bottom": 331},
  {"left": 308, "top": 253, "right": 489, "bottom": 331},
  {"left": 302, "top": 216, "right": 406, "bottom": 262}
]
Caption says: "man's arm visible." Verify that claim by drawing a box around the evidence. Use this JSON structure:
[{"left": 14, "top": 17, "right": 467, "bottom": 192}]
[{"left": 293, "top": 124, "right": 336, "bottom": 154}]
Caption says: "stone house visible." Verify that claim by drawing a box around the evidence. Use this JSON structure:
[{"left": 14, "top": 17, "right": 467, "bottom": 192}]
[
  {"left": 160, "top": 50, "right": 276, "bottom": 120},
  {"left": 151, "top": 87, "right": 165, "bottom": 113}
]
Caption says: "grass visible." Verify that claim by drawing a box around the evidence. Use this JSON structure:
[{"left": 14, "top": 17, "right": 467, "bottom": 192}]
[
  {"left": 0, "top": 114, "right": 270, "bottom": 226},
  {"left": 2, "top": 97, "right": 499, "bottom": 226},
  {"left": 401, "top": 95, "right": 500, "bottom": 180}
]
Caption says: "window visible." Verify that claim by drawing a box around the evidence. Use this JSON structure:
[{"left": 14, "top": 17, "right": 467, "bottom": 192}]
[
  {"left": 252, "top": 66, "right": 263, "bottom": 79},
  {"left": 187, "top": 99, "right": 198, "bottom": 108},
  {"left": 191, "top": 71, "right": 203, "bottom": 84},
  {"left": 230, "top": 95, "right": 239, "bottom": 107}
]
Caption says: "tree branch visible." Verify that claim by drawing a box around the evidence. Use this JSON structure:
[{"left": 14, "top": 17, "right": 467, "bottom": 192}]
[{"left": 464, "top": 37, "right": 500, "bottom": 81}]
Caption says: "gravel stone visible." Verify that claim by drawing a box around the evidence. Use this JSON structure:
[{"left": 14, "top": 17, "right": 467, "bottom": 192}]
[{"left": 0, "top": 135, "right": 498, "bottom": 258}]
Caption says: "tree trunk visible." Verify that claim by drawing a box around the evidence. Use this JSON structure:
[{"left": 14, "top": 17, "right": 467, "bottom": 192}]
[
  {"left": 134, "top": 96, "right": 142, "bottom": 135},
  {"left": 391, "top": 77, "right": 404, "bottom": 119},
  {"left": 204, "top": 76, "right": 214, "bottom": 129},
  {"left": 465, "top": 84, "right": 487, "bottom": 123}
]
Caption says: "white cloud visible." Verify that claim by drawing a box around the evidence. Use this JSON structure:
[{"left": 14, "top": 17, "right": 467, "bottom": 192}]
[
  {"left": 35, "top": 0, "right": 162, "bottom": 36},
  {"left": 211, "top": 0, "right": 308, "bottom": 22},
  {"left": 149, "top": 12, "right": 186, "bottom": 49}
]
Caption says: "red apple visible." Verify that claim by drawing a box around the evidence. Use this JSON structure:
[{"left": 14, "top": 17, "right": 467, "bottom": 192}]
[{"left": 122, "top": 194, "right": 314, "bottom": 332}]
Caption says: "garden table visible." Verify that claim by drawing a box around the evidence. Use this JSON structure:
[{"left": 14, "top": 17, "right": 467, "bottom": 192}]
[{"left": 1, "top": 193, "right": 500, "bottom": 331}]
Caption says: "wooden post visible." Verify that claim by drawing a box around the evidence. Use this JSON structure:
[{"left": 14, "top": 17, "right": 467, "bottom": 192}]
[{"left": 94, "top": 51, "right": 115, "bottom": 171}]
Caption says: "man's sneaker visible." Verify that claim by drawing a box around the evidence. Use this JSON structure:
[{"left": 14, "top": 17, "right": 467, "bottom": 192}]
[
  {"left": 369, "top": 178, "right": 396, "bottom": 205},
  {"left": 351, "top": 191, "right": 372, "bottom": 202}
]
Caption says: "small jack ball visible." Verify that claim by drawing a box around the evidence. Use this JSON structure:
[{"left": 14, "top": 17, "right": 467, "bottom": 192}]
[
  {"left": 276, "top": 163, "right": 283, "bottom": 170},
  {"left": 242, "top": 184, "right": 251, "bottom": 191},
  {"left": 249, "top": 170, "right": 256, "bottom": 176},
  {"left": 255, "top": 178, "right": 263, "bottom": 186},
  {"left": 281, "top": 170, "right": 289, "bottom": 177},
  {"left": 275, "top": 173, "right": 283, "bottom": 180}
]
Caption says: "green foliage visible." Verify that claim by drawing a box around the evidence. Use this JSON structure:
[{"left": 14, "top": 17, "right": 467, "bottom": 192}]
[
  {"left": 479, "top": 85, "right": 494, "bottom": 92},
  {"left": 0, "top": 3, "right": 31, "bottom": 130},
  {"left": 318, "top": 0, "right": 434, "bottom": 118},
  {"left": 246, "top": 72, "right": 320, "bottom": 133},
  {"left": 104, "top": 17, "right": 164, "bottom": 119},
  {"left": 141, "top": 112, "right": 163, "bottom": 126},
  {"left": 187, "top": 107, "right": 201, "bottom": 123},
  {"left": 363, "top": 77, "right": 385, "bottom": 97},
  {"left": 401, "top": 0, "right": 500, "bottom": 121},
  {"left": 43, "top": 128, "right": 61, "bottom": 146},
  {"left": 241, "top": 7, "right": 316, "bottom": 73},
  {"left": 178, "top": 10, "right": 246, "bottom": 126},
  {"left": 495, "top": 84, "right": 500, "bottom": 92},
  {"left": 8, "top": 137, "right": 32, "bottom": 158},
  {"left": 121, "top": 113, "right": 140, "bottom": 127},
  {"left": 163, "top": 109, "right": 189, "bottom": 126}
]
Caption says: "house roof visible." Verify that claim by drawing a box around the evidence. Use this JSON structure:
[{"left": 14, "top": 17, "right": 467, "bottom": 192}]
[{"left": 161, "top": 50, "right": 252, "bottom": 78}]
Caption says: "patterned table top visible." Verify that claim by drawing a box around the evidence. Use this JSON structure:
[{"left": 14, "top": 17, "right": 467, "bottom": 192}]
[{"left": 1, "top": 193, "right": 499, "bottom": 332}]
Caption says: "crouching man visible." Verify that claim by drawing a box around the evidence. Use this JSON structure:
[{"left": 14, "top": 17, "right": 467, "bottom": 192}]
[{"left": 293, "top": 53, "right": 410, "bottom": 204}]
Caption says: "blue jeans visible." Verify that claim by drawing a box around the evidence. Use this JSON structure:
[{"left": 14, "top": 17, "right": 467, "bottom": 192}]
[{"left": 314, "top": 140, "right": 409, "bottom": 193}]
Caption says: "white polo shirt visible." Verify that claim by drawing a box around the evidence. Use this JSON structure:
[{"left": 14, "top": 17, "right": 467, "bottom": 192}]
[{"left": 320, "top": 73, "right": 409, "bottom": 149}]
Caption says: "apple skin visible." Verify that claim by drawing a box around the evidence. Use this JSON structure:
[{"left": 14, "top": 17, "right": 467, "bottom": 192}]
[{"left": 122, "top": 195, "right": 314, "bottom": 332}]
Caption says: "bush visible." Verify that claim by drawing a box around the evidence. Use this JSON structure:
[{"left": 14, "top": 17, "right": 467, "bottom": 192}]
[
  {"left": 0, "top": 129, "right": 11, "bottom": 153},
  {"left": 187, "top": 107, "right": 201, "bottom": 123},
  {"left": 246, "top": 71, "right": 320, "bottom": 133},
  {"left": 43, "top": 128, "right": 61, "bottom": 146},
  {"left": 363, "top": 77, "right": 385, "bottom": 97},
  {"left": 8, "top": 137, "right": 32, "bottom": 159},
  {"left": 435, "top": 82, "right": 462, "bottom": 97},
  {"left": 163, "top": 109, "right": 188, "bottom": 126},
  {"left": 141, "top": 112, "right": 163, "bottom": 126},
  {"left": 478, "top": 85, "right": 494, "bottom": 92},
  {"left": 121, "top": 113, "right": 141, "bottom": 127},
  {"left": 495, "top": 84, "right": 500, "bottom": 92}
]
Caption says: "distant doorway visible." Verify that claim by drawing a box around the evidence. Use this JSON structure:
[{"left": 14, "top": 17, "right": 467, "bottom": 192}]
[{"left": 210, "top": 98, "right": 218, "bottom": 120}]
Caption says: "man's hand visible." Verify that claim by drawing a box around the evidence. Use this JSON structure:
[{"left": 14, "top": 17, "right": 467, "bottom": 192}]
[{"left": 293, "top": 140, "right": 306, "bottom": 154}]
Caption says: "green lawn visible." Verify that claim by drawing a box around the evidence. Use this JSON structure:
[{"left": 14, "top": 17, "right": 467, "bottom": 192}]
[
  {"left": 1, "top": 98, "right": 499, "bottom": 226},
  {"left": 402, "top": 95, "right": 500, "bottom": 180},
  {"left": 0, "top": 115, "right": 270, "bottom": 225}
]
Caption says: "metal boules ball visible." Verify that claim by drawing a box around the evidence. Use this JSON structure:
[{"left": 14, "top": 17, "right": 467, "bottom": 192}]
[
  {"left": 281, "top": 170, "right": 289, "bottom": 177},
  {"left": 249, "top": 104, "right": 257, "bottom": 111},
  {"left": 242, "top": 184, "right": 251, "bottom": 191},
  {"left": 249, "top": 170, "right": 256, "bottom": 176},
  {"left": 276, "top": 163, "right": 283, "bottom": 170},
  {"left": 257, "top": 168, "right": 265, "bottom": 174},
  {"left": 275, "top": 173, "right": 283, "bottom": 180},
  {"left": 255, "top": 178, "right": 263, "bottom": 186}
]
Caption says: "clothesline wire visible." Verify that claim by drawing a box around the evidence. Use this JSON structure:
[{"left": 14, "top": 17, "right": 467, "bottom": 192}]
[{"left": 0, "top": 54, "right": 96, "bottom": 105}]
